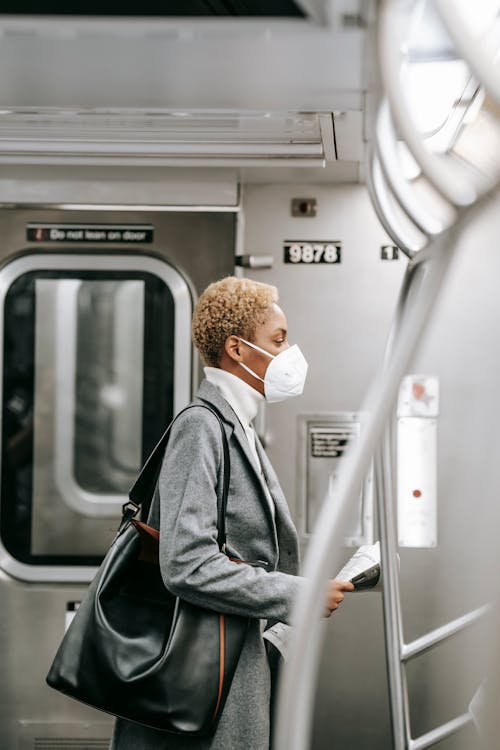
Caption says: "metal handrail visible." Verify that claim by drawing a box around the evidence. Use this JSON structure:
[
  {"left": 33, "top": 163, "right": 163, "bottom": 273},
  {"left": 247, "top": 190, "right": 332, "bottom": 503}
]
[
  {"left": 435, "top": 0, "right": 500, "bottom": 107},
  {"left": 401, "top": 605, "right": 491, "bottom": 662},
  {"left": 376, "top": 433, "right": 408, "bottom": 750},
  {"left": 365, "top": 152, "right": 415, "bottom": 259},
  {"left": 375, "top": 100, "right": 455, "bottom": 236},
  {"left": 275, "top": 186, "right": 500, "bottom": 750},
  {"left": 376, "top": 274, "right": 493, "bottom": 750},
  {"left": 368, "top": 152, "right": 425, "bottom": 257},
  {"left": 274, "top": 4, "right": 500, "bottom": 749},
  {"left": 376, "top": 195, "right": 498, "bottom": 750},
  {"left": 409, "top": 713, "right": 473, "bottom": 750},
  {"left": 378, "top": 0, "right": 483, "bottom": 207},
  {"left": 275, "top": 212, "right": 462, "bottom": 750}
]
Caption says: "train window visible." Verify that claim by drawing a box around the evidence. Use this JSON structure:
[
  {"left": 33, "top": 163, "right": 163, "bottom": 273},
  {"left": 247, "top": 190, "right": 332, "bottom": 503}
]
[{"left": 0, "top": 254, "right": 191, "bottom": 579}]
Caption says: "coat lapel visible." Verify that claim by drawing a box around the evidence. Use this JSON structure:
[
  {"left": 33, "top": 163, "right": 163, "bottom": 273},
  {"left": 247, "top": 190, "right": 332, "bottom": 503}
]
[
  {"left": 255, "top": 435, "right": 300, "bottom": 574},
  {"left": 196, "top": 380, "right": 279, "bottom": 542}
]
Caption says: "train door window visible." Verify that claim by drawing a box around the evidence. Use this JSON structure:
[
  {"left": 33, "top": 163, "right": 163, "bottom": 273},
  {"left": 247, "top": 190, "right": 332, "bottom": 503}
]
[{"left": 0, "top": 254, "right": 191, "bottom": 581}]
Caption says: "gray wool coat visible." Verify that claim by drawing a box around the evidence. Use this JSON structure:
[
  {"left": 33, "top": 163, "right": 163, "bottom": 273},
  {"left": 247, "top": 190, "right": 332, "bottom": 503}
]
[{"left": 110, "top": 379, "right": 302, "bottom": 750}]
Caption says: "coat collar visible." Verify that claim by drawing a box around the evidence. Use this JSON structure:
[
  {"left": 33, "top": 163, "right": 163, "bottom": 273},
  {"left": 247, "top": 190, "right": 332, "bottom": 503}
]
[
  {"left": 195, "top": 379, "right": 300, "bottom": 573},
  {"left": 196, "top": 379, "right": 240, "bottom": 429},
  {"left": 196, "top": 380, "right": 268, "bottom": 498},
  {"left": 195, "top": 379, "right": 280, "bottom": 542}
]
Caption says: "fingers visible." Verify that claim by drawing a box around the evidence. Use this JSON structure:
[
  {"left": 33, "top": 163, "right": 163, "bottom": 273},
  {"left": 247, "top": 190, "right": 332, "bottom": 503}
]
[
  {"left": 323, "top": 579, "right": 354, "bottom": 617},
  {"left": 324, "top": 599, "right": 341, "bottom": 618},
  {"left": 336, "top": 579, "right": 355, "bottom": 592}
]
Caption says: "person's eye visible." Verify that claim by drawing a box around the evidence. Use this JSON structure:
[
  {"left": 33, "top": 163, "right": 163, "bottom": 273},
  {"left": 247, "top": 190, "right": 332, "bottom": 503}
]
[{"left": 275, "top": 339, "right": 285, "bottom": 346}]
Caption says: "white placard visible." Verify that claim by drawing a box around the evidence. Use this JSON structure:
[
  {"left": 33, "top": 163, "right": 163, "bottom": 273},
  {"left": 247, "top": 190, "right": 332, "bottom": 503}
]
[{"left": 397, "top": 417, "right": 437, "bottom": 548}]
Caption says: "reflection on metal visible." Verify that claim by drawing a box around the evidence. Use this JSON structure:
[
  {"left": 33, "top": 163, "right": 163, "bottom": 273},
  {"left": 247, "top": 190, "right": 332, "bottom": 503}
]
[
  {"left": 0, "top": 253, "right": 191, "bottom": 582},
  {"left": 368, "top": 154, "right": 424, "bottom": 257},
  {"left": 378, "top": 0, "right": 484, "bottom": 208},
  {"left": 112, "top": 281, "right": 145, "bottom": 473},
  {"left": 435, "top": 0, "right": 500, "bottom": 107},
  {"left": 376, "top": 430, "right": 407, "bottom": 750},
  {"left": 52, "top": 279, "right": 145, "bottom": 518},
  {"left": 375, "top": 100, "right": 454, "bottom": 236},
  {"left": 366, "top": 156, "right": 412, "bottom": 258}
]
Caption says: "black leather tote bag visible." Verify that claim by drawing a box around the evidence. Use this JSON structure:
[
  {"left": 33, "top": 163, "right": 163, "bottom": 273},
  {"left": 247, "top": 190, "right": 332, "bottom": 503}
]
[{"left": 46, "top": 403, "right": 249, "bottom": 736}]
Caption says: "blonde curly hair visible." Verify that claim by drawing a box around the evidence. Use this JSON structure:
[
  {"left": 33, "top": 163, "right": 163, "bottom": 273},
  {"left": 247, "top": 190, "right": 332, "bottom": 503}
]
[{"left": 192, "top": 276, "right": 278, "bottom": 367}]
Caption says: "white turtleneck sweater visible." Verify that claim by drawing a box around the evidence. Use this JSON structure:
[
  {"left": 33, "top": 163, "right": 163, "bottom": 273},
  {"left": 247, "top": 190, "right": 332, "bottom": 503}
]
[{"left": 204, "top": 366, "right": 275, "bottom": 519}]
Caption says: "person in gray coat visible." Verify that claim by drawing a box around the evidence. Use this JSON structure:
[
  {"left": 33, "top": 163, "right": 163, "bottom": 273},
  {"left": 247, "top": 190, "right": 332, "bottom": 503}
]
[{"left": 110, "top": 276, "right": 353, "bottom": 750}]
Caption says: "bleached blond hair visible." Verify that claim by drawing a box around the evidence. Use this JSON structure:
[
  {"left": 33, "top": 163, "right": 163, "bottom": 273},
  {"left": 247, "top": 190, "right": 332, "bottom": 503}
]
[{"left": 192, "top": 276, "right": 278, "bottom": 367}]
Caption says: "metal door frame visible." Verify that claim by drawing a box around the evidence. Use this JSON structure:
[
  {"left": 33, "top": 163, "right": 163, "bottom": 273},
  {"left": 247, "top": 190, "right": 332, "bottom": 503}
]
[{"left": 0, "top": 252, "right": 192, "bottom": 583}]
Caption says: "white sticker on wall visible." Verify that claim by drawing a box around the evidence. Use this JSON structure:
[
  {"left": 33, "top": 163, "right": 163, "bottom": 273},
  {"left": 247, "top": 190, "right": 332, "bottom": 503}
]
[
  {"left": 397, "top": 374, "right": 439, "bottom": 418},
  {"left": 397, "top": 417, "right": 437, "bottom": 548}
]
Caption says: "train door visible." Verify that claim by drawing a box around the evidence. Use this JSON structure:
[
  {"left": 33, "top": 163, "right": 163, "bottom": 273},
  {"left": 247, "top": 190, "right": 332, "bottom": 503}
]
[{"left": 0, "top": 205, "right": 235, "bottom": 747}]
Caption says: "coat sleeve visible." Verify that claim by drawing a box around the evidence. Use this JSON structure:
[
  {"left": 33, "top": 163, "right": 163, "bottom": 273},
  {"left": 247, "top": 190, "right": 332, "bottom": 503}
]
[{"left": 158, "top": 407, "right": 303, "bottom": 624}]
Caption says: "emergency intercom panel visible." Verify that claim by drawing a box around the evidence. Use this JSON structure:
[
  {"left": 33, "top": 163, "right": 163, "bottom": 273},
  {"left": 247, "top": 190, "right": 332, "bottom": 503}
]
[{"left": 297, "top": 412, "right": 374, "bottom": 547}]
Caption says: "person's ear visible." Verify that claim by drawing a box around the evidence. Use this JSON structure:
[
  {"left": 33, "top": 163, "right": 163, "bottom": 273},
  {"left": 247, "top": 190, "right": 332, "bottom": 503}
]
[{"left": 225, "top": 335, "right": 242, "bottom": 363}]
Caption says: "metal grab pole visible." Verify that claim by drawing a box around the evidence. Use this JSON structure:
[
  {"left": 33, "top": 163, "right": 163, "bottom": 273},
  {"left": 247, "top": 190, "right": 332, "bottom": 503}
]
[
  {"left": 275, "top": 188, "right": 499, "bottom": 750},
  {"left": 376, "top": 432, "right": 408, "bottom": 750},
  {"left": 435, "top": 0, "right": 500, "bottom": 108},
  {"left": 379, "top": 0, "right": 482, "bottom": 207},
  {"left": 401, "top": 605, "right": 491, "bottom": 662},
  {"left": 275, "top": 230, "right": 458, "bottom": 750},
  {"left": 374, "top": 100, "right": 455, "bottom": 236}
]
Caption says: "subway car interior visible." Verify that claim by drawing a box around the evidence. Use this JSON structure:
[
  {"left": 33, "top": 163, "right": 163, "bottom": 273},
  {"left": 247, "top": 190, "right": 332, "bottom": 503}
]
[{"left": 0, "top": 1, "right": 500, "bottom": 748}]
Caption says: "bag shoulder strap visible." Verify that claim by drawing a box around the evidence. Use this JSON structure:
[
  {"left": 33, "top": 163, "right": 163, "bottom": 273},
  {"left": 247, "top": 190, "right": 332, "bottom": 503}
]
[{"left": 125, "top": 403, "right": 230, "bottom": 551}]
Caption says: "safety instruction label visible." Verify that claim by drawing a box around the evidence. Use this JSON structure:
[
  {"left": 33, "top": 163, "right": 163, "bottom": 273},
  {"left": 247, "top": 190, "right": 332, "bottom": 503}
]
[{"left": 27, "top": 223, "right": 154, "bottom": 243}]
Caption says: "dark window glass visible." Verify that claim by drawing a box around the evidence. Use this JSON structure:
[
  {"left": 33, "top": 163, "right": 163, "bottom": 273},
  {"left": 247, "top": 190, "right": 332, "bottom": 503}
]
[
  {"left": 0, "top": 1, "right": 305, "bottom": 16},
  {"left": 1, "top": 269, "right": 174, "bottom": 566}
]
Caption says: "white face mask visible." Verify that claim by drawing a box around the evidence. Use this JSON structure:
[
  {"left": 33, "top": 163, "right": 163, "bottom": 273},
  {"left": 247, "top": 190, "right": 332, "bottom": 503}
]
[{"left": 238, "top": 338, "right": 308, "bottom": 403}]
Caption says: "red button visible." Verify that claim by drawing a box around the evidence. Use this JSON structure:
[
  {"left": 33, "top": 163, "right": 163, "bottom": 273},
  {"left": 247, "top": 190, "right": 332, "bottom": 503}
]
[{"left": 413, "top": 489, "right": 422, "bottom": 498}]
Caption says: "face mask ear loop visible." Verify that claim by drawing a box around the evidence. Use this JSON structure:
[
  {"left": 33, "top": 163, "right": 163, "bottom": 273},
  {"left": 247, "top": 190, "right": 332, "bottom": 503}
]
[
  {"left": 239, "top": 361, "right": 265, "bottom": 383},
  {"left": 238, "top": 337, "right": 275, "bottom": 360}
]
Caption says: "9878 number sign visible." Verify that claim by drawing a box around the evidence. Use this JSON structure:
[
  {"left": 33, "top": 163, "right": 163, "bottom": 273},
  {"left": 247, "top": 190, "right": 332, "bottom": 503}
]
[{"left": 283, "top": 241, "right": 341, "bottom": 264}]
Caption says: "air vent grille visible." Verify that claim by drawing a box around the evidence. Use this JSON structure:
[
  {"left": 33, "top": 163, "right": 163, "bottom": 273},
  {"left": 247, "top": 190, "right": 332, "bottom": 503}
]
[{"left": 17, "top": 721, "right": 112, "bottom": 750}]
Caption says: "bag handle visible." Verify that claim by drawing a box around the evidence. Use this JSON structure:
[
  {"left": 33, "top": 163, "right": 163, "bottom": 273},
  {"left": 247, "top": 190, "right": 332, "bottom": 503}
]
[{"left": 123, "top": 403, "right": 230, "bottom": 551}]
